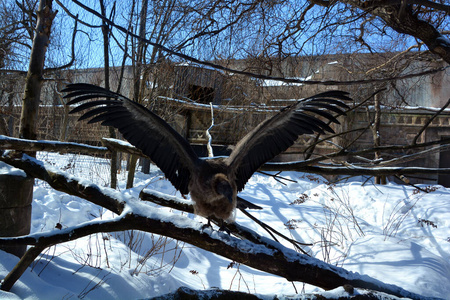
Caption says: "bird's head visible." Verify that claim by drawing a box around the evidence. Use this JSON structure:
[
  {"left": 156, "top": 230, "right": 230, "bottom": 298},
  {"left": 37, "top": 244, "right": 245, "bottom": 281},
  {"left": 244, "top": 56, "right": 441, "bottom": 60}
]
[{"left": 213, "top": 174, "right": 234, "bottom": 204}]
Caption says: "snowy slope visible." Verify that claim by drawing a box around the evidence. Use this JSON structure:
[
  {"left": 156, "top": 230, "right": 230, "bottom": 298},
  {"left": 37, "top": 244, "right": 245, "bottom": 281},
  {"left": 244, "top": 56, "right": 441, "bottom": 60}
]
[{"left": 1, "top": 152, "right": 449, "bottom": 299}]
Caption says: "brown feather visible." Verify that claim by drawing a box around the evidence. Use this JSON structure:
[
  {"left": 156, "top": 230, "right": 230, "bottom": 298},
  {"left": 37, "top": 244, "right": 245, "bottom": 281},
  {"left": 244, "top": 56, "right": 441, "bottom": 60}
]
[{"left": 188, "top": 159, "right": 237, "bottom": 221}]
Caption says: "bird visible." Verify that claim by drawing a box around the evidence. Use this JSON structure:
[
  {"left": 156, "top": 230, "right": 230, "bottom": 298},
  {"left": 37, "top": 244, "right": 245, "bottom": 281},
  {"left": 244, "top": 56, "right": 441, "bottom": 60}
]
[{"left": 63, "top": 83, "right": 350, "bottom": 229}]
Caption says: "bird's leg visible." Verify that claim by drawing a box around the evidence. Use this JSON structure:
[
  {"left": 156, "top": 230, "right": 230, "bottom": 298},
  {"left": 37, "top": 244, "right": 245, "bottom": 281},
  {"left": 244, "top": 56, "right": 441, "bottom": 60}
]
[
  {"left": 201, "top": 218, "right": 230, "bottom": 235},
  {"left": 218, "top": 220, "right": 231, "bottom": 235},
  {"left": 201, "top": 217, "right": 213, "bottom": 231}
]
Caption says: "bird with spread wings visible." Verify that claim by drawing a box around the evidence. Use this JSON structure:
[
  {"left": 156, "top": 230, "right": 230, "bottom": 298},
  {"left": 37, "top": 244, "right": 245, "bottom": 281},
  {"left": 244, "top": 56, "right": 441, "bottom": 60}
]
[{"left": 63, "top": 84, "right": 350, "bottom": 229}]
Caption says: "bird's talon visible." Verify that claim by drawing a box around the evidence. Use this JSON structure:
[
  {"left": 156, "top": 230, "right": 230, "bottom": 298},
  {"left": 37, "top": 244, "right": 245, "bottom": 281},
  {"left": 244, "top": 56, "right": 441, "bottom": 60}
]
[
  {"left": 218, "top": 221, "right": 231, "bottom": 235},
  {"left": 201, "top": 218, "right": 213, "bottom": 231},
  {"left": 201, "top": 223, "right": 212, "bottom": 231}
]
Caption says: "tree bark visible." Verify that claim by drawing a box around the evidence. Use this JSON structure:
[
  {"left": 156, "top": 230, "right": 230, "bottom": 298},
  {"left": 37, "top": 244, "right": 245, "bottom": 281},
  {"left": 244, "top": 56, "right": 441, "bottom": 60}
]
[
  {"left": 19, "top": 0, "right": 56, "bottom": 142},
  {"left": 0, "top": 172, "right": 33, "bottom": 258}
]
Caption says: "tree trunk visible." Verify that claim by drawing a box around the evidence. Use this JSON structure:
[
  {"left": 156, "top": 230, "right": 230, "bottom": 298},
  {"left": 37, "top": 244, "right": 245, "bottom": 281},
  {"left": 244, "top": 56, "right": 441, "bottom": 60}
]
[
  {"left": 126, "top": 0, "right": 149, "bottom": 187},
  {"left": 99, "top": 0, "right": 118, "bottom": 189},
  {"left": 0, "top": 0, "right": 55, "bottom": 258}
]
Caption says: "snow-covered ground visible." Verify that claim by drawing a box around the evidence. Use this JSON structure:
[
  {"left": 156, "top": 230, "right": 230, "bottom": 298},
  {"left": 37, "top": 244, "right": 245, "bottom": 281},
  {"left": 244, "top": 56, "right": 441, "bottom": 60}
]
[{"left": 1, "top": 152, "right": 449, "bottom": 299}]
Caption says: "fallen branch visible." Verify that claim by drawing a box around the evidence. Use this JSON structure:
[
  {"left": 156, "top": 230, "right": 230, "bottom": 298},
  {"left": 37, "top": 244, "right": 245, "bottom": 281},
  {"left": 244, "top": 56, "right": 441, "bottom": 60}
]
[
  {"left": 0, "top": 135, "right": 145, "bottom": 158},
  {"left": 376, "top": 143, "right": 450, "bottom": 166},
  {"left": 278, "top": 137, "right": 450, "bottom": 171}
]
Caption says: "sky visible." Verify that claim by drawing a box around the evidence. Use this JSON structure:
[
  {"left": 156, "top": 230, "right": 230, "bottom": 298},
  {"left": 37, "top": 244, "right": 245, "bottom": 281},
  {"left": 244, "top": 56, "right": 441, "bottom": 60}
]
[{"left": 3, "top": 0, "right": 433, "bottom": 73}]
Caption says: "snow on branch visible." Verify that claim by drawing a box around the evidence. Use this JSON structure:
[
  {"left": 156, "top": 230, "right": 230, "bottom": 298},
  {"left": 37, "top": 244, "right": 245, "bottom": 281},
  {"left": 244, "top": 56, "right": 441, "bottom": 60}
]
[
  {"left": 0, "top": 135, "right": 108, "bottom": 155},
  {"left": 0, "top": 135, "right": 146, "bottom": 158}
]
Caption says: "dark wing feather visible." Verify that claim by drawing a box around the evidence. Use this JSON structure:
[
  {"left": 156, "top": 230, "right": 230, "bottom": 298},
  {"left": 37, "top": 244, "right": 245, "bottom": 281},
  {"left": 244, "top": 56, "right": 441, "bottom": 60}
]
[
  {"left": 63, "top": 83, "right": 199, "bottom": 194},
  {"left": 226, "top": 90, "right": 350, "bottom": 192}
]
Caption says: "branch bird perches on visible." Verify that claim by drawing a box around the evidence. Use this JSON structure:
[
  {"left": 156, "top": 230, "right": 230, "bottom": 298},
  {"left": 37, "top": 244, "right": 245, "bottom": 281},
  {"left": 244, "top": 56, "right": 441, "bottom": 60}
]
[{"left": 63, "top": 83, "right": 350, "bottom": 227}]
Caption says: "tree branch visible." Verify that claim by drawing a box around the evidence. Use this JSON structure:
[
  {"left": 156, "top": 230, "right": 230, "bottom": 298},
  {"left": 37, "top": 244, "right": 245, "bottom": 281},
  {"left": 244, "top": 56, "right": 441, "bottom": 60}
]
[
  {"left": 363, "top": 0, "right": 450, "bottom": 14},
  {"left": 70, "top": 0, "right": 449, "bottom": 85},
  {"left": 0, "top": 201, "right": 427, "bottom": 299},
  {"left": 0, "top": 135, "right": 109, "bottom": 155},
  {"left": 413, "top": 98, "right": 450, "bottom": 145},
  {"left": 4, "top": 135, "right": 450, "bottom": 178},
  {"left": 266, "top": 164, "right": 450, "bottom": 177},
  {"left": 0, "top": 211, "right": 421, "bottom": 298},
  {"left": 43, "top": 14, "right": 78, "bottom": 73},
  {"left": 348, "top": 0, "right": 450, "bottom": 63}
]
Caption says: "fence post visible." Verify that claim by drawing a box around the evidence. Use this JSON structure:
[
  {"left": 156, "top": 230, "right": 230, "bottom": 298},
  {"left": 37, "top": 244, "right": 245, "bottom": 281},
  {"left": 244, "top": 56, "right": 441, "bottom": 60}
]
[{"left": 0, "top": 162, "right": 33, "bottom": 257}]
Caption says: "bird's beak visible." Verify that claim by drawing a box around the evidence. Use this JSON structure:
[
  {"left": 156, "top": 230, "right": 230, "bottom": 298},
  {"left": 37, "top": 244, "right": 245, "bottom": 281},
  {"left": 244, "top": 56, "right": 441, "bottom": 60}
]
[{"left": 216, "top": 180, "right": 233, "bottom": 204}]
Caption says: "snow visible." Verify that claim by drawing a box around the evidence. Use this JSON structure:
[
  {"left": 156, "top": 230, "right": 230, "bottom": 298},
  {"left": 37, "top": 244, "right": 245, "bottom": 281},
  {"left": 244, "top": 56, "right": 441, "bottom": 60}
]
[
  {"left": 0, "top": 161, "right": 27, "bottom": 177},
  {"left": 176, "top": 61, "right": 224, "bottom": 72},
  {"left": 345, "top": 235, "right": 450, "bottom": 298},
  {"left": 0, "top": 135, "right": 108, "bottom": 152},
  {"left": 102, "top": 137, "right": 134, "bottom": 148},
  {"left": 258, "top": 76, "right": 312, "bottom": 87},
  {"left": 1, "top": 152, "right": 449, "bottom": 299},
  {"left": 157, "top": 95, "right": 284, "bottom": 112}
]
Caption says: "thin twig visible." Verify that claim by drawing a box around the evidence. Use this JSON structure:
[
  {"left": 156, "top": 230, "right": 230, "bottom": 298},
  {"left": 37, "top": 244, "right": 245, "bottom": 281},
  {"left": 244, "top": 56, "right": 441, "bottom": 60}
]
[
  {"left": 413, "top": 97, "right": 450, "bottom": 145},
  {"left": 206, "top": 102, "right": 214, "bottom": 157}
]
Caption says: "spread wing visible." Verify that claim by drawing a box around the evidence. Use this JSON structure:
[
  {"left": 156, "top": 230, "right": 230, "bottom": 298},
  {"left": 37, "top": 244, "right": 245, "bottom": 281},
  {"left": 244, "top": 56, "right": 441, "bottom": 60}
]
[
  {"left": 226, "top": 90, "right": 351, "bottom": 192},
  {"left": 63, "top": 83, "right": 200, "bottom": 194}
]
